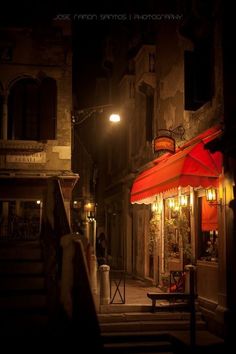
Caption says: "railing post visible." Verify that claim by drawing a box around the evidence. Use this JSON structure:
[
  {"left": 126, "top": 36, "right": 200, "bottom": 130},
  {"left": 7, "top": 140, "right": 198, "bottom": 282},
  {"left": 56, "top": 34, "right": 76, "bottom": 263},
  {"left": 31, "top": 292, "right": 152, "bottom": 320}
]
[
  {"left": 60, "top": 233, "right": 76, "bottom": 319},
  {"left": 90, "top": 254, "right": 98, "bottom": 294},
  {"left": 185, "top": 264, "right": 196, "bottom": 349},
  {"left": 99, "top": 264, "right": 110, "bottom": 305}
]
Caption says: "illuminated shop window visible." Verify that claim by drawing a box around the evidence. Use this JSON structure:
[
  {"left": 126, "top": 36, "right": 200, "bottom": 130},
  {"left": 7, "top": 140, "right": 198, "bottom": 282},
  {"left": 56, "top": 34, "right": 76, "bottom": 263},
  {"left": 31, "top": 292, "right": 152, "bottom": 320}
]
[
  {"left": 0, "top": 200, "right": 41, "bottom": 240},
  {"left": 164, "top": 197, "right": 191, "bottom": 267}
]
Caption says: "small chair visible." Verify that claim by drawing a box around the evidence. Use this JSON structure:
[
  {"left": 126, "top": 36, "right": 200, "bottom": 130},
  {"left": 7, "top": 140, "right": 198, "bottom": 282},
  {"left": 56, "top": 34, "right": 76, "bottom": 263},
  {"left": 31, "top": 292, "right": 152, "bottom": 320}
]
[{"left": 169, "top": 270, "right": 186, "bottom": 293}]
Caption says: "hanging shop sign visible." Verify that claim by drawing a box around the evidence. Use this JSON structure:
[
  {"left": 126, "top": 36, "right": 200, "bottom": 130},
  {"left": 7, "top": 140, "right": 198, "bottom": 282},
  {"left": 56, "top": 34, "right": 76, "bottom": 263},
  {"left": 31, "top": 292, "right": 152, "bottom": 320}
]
[{"left": 153, "top": 135, "right": 175, "bottom": 154}]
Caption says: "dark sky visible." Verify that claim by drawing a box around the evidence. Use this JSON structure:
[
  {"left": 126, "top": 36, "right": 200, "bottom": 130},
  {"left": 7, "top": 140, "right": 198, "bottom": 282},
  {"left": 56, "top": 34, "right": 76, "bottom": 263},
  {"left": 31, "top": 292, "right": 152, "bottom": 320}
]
[
  {"left": 70, "top": 0, "right": 180, "bottom": 108},
  {"left": 1, "top": 0, "right": 182, "bottom": 109},
  {"left": 1, "top": 0, "right": 177, "bottom": 23}
]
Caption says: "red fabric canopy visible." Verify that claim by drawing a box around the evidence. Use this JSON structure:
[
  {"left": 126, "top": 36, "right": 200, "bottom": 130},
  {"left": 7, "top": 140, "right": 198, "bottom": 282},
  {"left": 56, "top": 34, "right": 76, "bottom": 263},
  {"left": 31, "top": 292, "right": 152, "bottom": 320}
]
[{"left": 131, "top": 127, "right": 222, "bottom": 204}]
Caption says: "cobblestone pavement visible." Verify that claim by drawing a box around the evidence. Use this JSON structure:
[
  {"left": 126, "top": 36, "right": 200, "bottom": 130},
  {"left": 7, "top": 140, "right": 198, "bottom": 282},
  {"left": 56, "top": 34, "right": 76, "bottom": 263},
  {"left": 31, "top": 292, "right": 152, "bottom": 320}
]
[{"left": 94, "top": 272, "right": 162, "bottom": 308}]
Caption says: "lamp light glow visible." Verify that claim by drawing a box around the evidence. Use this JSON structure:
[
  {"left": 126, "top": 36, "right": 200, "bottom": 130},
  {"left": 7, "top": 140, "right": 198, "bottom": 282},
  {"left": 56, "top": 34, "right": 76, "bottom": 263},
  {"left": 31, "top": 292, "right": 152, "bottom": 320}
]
[
  {"left": 151, "top": 201, "right": 162, "bottom": 213},
  {"left": 109, "top": 113, "right": 120, "bottom": 123},
  {"left": 168, "top": 198, "right": 175, "bottom": 209},
  {"left": 179, "top": 194, "right": 188, "bottom": 207}
]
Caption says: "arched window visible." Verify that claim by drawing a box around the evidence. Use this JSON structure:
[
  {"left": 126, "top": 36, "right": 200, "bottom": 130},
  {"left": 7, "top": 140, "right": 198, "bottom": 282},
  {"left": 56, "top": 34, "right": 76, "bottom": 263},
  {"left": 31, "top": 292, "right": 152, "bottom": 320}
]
[
  {"left": 8, "top": 77, "right": 57, "bottom": 140},
  {"left": 8, "top": 78, "right": 39, "bottom": 140},
  {"left": 39, "top": 77, "right": 57, "bottom": 140}
]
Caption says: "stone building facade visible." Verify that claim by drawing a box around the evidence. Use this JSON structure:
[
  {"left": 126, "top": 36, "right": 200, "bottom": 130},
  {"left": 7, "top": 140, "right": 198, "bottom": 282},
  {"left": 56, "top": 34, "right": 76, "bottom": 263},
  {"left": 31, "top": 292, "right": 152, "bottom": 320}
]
[
  {"left": 96, "top": 1, "right": 230, "bottom": 338},
  {"left": 0, "top": 21, "right": 78, "bottom": 241}
]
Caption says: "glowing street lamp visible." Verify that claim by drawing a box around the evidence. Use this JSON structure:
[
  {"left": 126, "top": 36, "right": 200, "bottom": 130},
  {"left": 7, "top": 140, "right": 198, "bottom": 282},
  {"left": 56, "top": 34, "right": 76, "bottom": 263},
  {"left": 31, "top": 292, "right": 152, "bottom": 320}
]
[{"left": 109, "top": 113, "right": 120, "bottom": 123}]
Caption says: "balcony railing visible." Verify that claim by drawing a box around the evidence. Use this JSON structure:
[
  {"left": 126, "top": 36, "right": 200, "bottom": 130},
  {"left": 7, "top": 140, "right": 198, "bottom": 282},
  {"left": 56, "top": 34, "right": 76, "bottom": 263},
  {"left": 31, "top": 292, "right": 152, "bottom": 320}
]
[{"left": 0, "top": 215, "right": 41, "bottom": 241}]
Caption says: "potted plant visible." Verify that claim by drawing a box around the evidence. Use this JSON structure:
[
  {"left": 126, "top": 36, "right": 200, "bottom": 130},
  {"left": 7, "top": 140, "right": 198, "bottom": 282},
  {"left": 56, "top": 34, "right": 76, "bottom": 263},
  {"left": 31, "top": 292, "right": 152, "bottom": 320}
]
[{"left": 160, "top": 272, "right": 170, "bottom": 291}]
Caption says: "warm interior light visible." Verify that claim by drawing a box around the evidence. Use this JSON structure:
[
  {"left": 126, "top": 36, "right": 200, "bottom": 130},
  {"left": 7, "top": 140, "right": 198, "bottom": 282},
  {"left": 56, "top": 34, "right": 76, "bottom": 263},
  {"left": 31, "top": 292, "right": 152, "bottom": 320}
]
[
  {"left": 36, "top": 200, "right": 41, "bottom": 205},
  {"left": 84, "top": 202, "right": 92, "bottom": 211},
  {"left": 84, "top": 202, "right": 95, "bottom": 212},
  {"left": 168, "top": 198, "right": 175, "bottom": 209},
  {"left": 73, "top": 200, "right": 79, "bottom": 209},
  {"left": 151, "top": 202, "right": 158, "bottom": 212},
  {"left": 109, "top": 113, "right": 120, "bottom": 122},
  {"left": 151, "top": 201, "right": 162, "bottom": 213},
  {"left": 179, "top": 194, "right": 188, "bottom": 207},
  {"left": 205, "top": 187, "right": 217, "bottom": 202}
]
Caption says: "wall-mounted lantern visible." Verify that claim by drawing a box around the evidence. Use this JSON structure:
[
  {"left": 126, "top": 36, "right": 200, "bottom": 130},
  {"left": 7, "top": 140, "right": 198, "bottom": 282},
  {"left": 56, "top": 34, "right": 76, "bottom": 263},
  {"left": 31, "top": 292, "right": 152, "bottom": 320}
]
[
  {"left": 151, "top": 199, "right": 162, "bottom": 214},
  {"left": 205, "top": 187, "right": 217, "bottom": 203},
  {"left": 168, "top": 198, "right": 176, "bottom": 209},
  {"left": 205, "top": 187, "right": 222, "bottom": 208},
  {"left": 179, "top": 194, "right": 188, "bottom": 207},
  {"left": 84, "top": 202, "right": 96, "bottom": 220}
]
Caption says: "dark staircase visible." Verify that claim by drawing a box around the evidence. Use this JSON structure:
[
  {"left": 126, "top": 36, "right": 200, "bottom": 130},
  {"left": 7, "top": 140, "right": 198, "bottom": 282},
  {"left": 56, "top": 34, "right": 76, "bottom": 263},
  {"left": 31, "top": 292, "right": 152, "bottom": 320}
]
[
  {"left": 0, "top": 240, "right": 50, "bottom": 337},
  {"left": 102, "top": 331, "right": 174, "bottom": 354},
  {"left": 99, "top": 310, "right": 226, "bottom": 354}
]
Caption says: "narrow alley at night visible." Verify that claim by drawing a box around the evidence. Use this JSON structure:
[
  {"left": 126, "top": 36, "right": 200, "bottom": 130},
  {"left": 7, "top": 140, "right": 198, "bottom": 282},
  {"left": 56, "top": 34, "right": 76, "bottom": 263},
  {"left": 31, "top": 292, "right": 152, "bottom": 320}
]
[{"left": 0, "top": 1, "right": 234, "bottom": 353}]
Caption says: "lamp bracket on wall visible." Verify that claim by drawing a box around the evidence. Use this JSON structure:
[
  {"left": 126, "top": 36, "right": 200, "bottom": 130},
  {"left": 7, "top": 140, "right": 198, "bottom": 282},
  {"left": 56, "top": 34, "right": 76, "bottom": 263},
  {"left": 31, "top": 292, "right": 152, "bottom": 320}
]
[
  {"left": 71, "top": 104, "right": 113, "bottom": 126},
  {"left": 157, "top": 125, "right": 185, "bottom": 140}
]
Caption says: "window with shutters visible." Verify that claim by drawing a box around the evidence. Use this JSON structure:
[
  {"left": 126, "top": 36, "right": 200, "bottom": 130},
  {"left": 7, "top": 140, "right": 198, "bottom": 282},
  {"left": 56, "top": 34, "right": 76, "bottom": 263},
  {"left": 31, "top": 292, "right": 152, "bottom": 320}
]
[
  {"left": 184, "top": 41, "right": 213, "bottom": 111},
  {"left": 8, "top": 77, "right": 57, "bottom": 140}
]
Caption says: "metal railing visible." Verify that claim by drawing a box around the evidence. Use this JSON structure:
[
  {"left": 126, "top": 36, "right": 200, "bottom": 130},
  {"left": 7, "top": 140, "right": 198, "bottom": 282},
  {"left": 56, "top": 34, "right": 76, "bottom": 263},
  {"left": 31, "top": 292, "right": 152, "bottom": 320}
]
[
  {"left": 0, "top": 216, "right": 40, "bottom": 241},
  {"left": 110, "top": 269, "right": 126, "bottom": 304}
]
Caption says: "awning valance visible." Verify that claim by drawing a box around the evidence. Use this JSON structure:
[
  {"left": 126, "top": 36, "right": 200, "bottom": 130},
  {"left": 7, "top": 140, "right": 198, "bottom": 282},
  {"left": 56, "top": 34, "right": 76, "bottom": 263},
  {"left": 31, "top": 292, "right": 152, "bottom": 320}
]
[{"left": 131, "top": 127, "right": 222, "bottom": 204}]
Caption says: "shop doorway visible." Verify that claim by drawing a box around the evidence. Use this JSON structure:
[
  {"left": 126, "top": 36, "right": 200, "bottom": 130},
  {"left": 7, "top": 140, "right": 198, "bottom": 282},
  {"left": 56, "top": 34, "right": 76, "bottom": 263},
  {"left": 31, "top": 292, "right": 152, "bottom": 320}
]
[
  {"left": 0, "top": 199, "right": 42, "bottom": 241},
  {"left": 163, "top": 197, "right": 191, "bottom": 273}
]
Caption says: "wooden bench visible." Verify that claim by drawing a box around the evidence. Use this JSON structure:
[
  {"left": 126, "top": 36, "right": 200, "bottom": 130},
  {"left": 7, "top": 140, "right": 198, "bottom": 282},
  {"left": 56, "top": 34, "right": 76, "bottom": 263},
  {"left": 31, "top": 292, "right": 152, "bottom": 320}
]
[{"left": 147, "top": 292, "right": 197, "bottom": 312}]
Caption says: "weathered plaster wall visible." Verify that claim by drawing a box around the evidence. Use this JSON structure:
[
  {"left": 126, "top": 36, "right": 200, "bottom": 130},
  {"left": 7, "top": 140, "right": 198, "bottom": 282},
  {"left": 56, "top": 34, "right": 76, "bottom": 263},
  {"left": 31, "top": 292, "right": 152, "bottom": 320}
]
[{"left": 0, "top": 24, "right": 72, "bottom": 173}]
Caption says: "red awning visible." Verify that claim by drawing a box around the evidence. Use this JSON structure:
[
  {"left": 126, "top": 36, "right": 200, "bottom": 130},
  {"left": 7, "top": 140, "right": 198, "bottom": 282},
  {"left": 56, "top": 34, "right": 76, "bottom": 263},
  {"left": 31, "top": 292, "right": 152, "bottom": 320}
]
[{"left": 131, "top": 126, "right": 222, "bottom": 204}]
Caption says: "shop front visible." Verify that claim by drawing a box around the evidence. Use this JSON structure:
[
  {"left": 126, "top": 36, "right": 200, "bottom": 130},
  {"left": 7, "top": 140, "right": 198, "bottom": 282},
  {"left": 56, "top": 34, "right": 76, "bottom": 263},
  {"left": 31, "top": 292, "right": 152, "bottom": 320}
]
[
  {"left": 0, "top": 174, "right": 78, "bottom": 242},
  {"left": 130, "top": 126, "right": 223, "bottom": 314}
]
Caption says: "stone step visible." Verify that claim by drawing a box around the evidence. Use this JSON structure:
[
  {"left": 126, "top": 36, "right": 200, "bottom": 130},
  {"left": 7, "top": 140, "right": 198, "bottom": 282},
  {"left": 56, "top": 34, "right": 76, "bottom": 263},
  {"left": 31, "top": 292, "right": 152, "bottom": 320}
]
[
  {"left": 0, "top": 241, "right": 42, "bottom": 260},
  {"left": 0, "top": 292, "right": 47, "bottom": 310},
  {"left": 100, "top": 320, "right": 206, "bottom": 333},
  {"left": 102, "top": 330, "right": 225, "bottom": 354},
  {"left": 170, "top": 330, "right": 225, "bottom": 354},
  {"left": 98, "top": 312, "right": 203, "bottom": 323},
  {"left": 0, "top": 241, "right": 50, "bottom": 337},
  {"left": 99, "top": 302, "right": 199, "bottom": 314},
  {"left": 103, "top": 340, "right": 173, "bottom": 354},
  {"left": 0, "top": 312, "right": 49, "bottom": 336},
  {"left": 102, "top": 331, "right": 170, "bottom": 343},
  {"left": 0, "top": 259, "right": 44, "bottom": 274},
  {"left": 100, "top": 304, "right": 155, "bottom": 314},
  {"left": 102, "top": 332, "right": 174, "bottom": 354},
  {"left": 0, "top": 275, "right": 45, "bottom": 290}
]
